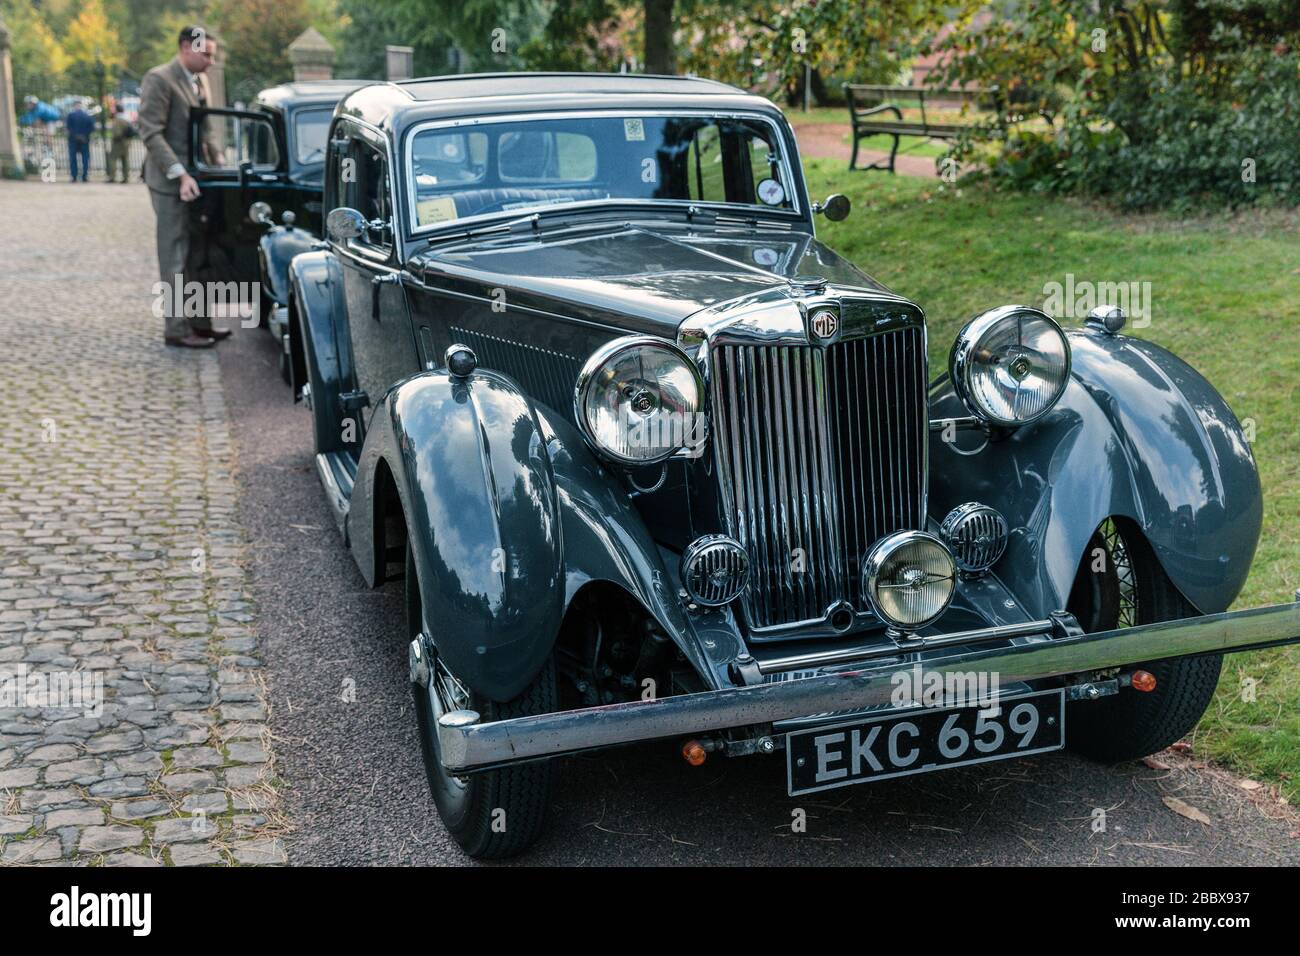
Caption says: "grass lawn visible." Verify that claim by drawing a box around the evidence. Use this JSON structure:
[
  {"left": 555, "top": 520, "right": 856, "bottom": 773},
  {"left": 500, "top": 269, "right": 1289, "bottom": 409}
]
[{"left": 803, "top": 158, "right": 1300, "bottom": 799}]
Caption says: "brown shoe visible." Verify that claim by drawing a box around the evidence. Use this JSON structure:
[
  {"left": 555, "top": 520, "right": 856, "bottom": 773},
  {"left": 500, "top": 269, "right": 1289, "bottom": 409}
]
[
  {"left": 193, "top": 326, "right": 232, "bottom": 341},
  {"left": 165, "top": 335, "right": 215, "bottom": 349}
]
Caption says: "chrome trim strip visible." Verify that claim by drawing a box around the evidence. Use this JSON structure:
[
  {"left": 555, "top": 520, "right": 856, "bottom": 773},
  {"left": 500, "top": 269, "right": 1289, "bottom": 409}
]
[
  {"left": 756, "top": 619, "right": 1054, "bottom": 674},
  {"left": 435, "top": 601, "right": 1300, "bottom": 772}
]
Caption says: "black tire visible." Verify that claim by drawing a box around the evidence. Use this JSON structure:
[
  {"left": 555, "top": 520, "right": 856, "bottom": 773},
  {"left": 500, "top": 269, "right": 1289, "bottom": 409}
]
[
  {"left": 1065, "top": 518, "right": 1222, "bottom": 762},
  {"left": 407, "top": 543, "right": 556, "bottom": 859}
]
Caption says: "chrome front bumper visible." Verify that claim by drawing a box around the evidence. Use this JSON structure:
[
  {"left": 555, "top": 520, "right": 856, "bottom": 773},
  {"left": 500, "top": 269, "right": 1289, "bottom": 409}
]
[{"left": 430, "top": 601, "right": 1300, "bottom": 774}]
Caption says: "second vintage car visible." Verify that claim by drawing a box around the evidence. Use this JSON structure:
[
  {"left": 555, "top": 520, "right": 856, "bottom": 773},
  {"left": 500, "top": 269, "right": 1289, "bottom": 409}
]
[
  {"left": 187, "top": 79, "right": 370, "bottom": 371},
  {"left": 285, "top": 72, "right": 1300, "bottom": 858}
]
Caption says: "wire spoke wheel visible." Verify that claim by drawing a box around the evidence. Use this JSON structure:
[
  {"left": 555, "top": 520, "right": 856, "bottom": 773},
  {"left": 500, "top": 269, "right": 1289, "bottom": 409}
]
[{"left": 1065, "top": 517, "right": 1221, "bottom": 762}]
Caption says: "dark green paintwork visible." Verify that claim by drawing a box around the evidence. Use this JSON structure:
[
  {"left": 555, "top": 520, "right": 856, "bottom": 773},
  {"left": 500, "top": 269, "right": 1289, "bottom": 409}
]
[{"left": 287, "top": 74, "right": 1264, "bottom": 703}]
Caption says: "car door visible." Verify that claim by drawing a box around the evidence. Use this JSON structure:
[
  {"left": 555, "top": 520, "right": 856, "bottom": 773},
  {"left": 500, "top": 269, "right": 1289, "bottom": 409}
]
[
  {"left": 188, "top": 107, "right": 288, "bottom": 285},
  {"left": 333, "top": 123, "right": 420, "bottom": 450}
]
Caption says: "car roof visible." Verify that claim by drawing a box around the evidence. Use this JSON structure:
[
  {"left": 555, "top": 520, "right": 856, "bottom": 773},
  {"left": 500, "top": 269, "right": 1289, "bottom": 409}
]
[
  {"left": 254, "top": 79, "right": 374, "bottom": 111},
  {"left": 400, "top": 72, "right": 742, "bottom": 101},
  {"left": 335, "top": 72, "right": 785, "bottom": 133}
]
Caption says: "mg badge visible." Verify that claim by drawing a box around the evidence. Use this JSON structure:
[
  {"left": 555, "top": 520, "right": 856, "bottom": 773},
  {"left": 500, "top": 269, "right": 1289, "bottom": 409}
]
[{"left": 809, "top": 308, "right": 839, "bottom": 343}]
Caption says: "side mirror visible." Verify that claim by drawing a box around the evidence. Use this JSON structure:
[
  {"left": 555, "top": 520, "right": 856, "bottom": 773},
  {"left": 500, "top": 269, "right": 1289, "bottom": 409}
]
[
  {"left": 326, "top": 207, "right": 367, "bottom": 241},
  {"left": 248, "top": 201, "right": 272, "bottom": 226},
  {"left": 815, "top": 194, "right": 851, "bottom": 222}
]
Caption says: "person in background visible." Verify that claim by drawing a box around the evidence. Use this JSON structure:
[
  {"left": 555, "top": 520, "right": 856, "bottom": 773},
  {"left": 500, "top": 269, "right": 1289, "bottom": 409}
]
[
  {"left": 138, "top": 25, "right": 231, "bottom": 349},
  {"left": 19, "top": 96, "right": 59, "bottom": 127},
  {"left": 107, "top": 105, "right": 135, "bottom": 183},
  {"left": 65, "top": 102, "right": 95, "bottom": 182}
]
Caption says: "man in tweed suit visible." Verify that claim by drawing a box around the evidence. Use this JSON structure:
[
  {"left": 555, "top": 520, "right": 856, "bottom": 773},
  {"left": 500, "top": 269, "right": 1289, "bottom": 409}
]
[{"left": 138, "top": 26, "right": 231, "bottom": 348}]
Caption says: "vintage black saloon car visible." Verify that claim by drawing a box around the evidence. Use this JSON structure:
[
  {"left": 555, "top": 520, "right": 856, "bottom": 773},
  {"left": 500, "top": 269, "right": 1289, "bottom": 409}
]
[
  {"left": 186, "top": 79, "right": 370, "bottom": 361},
  {"left": 286, "top": 72, "right": 1299, "bottom": 858}
]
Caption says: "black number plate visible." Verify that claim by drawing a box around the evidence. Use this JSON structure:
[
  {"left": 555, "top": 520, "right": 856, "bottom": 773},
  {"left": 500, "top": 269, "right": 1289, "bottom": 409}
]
[{"left": 786, "top": 688, "right": 1065, "bottom": 796}]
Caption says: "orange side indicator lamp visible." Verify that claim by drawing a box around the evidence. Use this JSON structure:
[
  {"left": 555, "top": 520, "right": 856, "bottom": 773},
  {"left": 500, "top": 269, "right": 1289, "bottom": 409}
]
[
  {"left": 682, "top": 739, "right": 708, "bottom": 766},
  {"left": 1131, "top": 670, "right": 1158, "bottom": 693}
]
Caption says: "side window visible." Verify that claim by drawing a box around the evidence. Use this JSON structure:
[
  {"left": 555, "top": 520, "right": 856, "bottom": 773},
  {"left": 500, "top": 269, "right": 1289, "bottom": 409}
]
[
  {"left": 343, "top": 139, "right": 392, "bottom": 253},
  {"left": 196, "top": 112, "right": 279, "bottom": 171}
]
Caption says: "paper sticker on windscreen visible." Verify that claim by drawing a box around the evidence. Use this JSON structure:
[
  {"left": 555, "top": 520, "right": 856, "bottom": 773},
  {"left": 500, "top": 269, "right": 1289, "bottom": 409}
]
[{"left": 417, "top": 196, "right": 458, "bottom": 225}]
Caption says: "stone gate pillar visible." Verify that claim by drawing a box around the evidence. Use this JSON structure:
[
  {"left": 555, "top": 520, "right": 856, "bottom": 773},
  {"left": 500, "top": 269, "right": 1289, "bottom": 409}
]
[
  {"left": 206, "top": 32, "right": 228, "bottom": 108},
  {"left": 288, "top": 28, "right": 334, "bottom": 82},
  {"left": 0, "top": 15, "right": 25, "bottom": 179},
  {"left": 386, "top": 46, "right": 413, "bottom": 81}
]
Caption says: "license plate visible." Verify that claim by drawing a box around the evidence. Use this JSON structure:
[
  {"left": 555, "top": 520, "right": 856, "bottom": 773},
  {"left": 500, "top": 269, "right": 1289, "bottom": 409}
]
[{"left": 786, "top": 688, "right": 1065, "bottom": 796}]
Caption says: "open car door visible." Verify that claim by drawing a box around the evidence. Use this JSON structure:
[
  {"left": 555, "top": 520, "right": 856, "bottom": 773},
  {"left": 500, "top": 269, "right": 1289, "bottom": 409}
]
[{"left": 187, "top": 107, "right": 288, "bottom": 286}]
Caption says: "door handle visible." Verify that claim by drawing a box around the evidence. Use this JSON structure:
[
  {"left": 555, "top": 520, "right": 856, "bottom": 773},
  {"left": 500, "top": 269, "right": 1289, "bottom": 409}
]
[{"left": 371, "top": 273, "right": 400, "bottom": 322}]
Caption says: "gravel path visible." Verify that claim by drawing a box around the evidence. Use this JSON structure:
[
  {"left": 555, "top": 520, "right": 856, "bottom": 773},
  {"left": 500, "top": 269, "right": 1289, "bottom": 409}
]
[{"left": 5, "top": 180, "right": 1295, "bottom": 867}]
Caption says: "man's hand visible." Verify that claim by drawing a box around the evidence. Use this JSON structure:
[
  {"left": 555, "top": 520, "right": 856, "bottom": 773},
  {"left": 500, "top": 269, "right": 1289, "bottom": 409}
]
[{"left": 179, "top": 174, "right": 201, "bottom": 202}]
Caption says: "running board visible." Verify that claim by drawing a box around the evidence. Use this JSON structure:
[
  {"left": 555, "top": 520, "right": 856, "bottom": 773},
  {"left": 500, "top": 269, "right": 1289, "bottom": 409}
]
[{"left": 315, "top": 451, "right": 353, "bottom": 542}]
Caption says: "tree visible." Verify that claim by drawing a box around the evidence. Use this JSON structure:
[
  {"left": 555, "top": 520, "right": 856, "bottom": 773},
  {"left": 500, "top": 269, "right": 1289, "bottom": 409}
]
[
  {"left": 675, "top": 0, "right": 951, "bottom": 104},
  {"left": 63, "top": 0, "right": 128, "bottom": 72},
  {"left": 643, "top": 0, "right": 673, "bottom": 72},
  {"left": 335, "top": 0, "right": 458, "bottom": 77},
  {"left": 931, "top": 0, "right": 1300, "bottom": 208},
  {"left": 210, "top": 0, "right": 312, "bottom": 100},
  {"left": 2, "top": 0, "right": 69, "bottom": 102}
]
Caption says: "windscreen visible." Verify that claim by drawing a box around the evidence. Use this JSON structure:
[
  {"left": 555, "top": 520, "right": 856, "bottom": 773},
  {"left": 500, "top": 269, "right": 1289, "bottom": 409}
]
[{"left": 407, "top": 113, "right": 794, "bottom": 229}]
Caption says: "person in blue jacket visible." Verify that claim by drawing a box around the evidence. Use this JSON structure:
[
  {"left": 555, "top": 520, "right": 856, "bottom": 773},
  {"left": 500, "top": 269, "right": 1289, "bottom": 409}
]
[
  {"left": 20, "top": 96, "right": 60, "bottom": 126},
  {"left": 65, "top": 104, "right": 97, "bottom": 182}
]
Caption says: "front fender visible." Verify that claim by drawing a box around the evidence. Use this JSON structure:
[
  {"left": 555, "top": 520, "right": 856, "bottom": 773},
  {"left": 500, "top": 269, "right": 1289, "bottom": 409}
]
[
  {"left": 352, "top": 368, "right": 563, "bottom": 701},
  {"left": 258, "top": 225, "right": 316, "bottom": 307},
  {"left": 929, "top": 329, "right": 1262, "bottom": 617},
  {"left": 351, "top": 367, "right": 710, "bottom": 702},
  {"left": 287, "top": 250, "right": 352, "bottom": 452}
]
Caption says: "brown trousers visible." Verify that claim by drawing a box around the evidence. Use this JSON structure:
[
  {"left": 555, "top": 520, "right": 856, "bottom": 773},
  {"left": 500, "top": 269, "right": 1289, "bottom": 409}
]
[
  {"left": 149, "top": 188, "right": 211, "bottom": 339},
  {"left": 108, "top": 144, "right": 129, "bottom": 183}
]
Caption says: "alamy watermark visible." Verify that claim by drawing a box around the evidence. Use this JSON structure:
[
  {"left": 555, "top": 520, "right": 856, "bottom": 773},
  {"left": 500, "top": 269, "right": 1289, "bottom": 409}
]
[
  {"left": 1, "top": 664, "right": 104, "bottom": 718},
  {"left": 1042, "top": 273, "right": 1152, "bottom": 327},
  {"left": 619, "top": 404, "right": 707, "bottom": 459},
  {"left": 151, "top": 274, "right": 262, "bottom": 328},
  {"left": 890, "top": 663, "right": 1000, "bottom": 710}
]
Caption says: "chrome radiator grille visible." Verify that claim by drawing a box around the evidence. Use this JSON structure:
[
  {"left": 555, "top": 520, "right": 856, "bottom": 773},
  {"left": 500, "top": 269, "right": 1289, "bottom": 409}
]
[{"left": 709, "top": 326, "right": 927, "bottom": 631}]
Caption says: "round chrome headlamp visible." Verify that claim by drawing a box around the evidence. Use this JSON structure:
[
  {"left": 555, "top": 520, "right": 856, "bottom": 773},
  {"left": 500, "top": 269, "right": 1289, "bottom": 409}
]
[
  {"left": 949, "top": 306, "right": 1071, "bottom": 427},
  {"left": 574, "top": 336, "right": 704, "bottom": 465},
  {"left": 681, "top": 535, "right": 749, "bottom": 607},
  {"left": 863, "top": 531, "right": 957, "bottom": 631},
  {"left": 940, "top": 502, "right": 1008, "bottom": 575}
]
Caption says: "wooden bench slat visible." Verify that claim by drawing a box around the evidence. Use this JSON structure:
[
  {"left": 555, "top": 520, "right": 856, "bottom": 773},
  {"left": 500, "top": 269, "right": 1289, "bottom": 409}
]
[{"left": 854, "top": 123, "right": 967, "bottom": 137}]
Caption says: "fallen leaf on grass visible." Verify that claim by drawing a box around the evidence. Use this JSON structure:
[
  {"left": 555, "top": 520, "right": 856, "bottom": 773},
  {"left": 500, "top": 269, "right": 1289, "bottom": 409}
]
[
  {"left": 1239, "top": 779, "right": 1263, "bottom": 791},
  {"left": 1162, "top": 796, "right": 1211, "bottom": 825}
]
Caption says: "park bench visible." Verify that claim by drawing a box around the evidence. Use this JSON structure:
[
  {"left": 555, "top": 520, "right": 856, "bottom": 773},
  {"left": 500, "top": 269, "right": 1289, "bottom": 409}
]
[{"left": 842, "top": 83, "right": 999, "bottom": 173}]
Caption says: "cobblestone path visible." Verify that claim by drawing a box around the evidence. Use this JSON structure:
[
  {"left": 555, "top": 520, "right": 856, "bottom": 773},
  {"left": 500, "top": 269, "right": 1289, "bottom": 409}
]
[{"left": 0, "top": 181, "right": 284, "bottom": 866}]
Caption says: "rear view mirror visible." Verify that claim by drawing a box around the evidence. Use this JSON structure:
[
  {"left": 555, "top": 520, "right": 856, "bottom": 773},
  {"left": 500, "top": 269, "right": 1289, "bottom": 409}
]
[
  {"left": 326, "top": 207, "right": 367, "bottom": 241},
  {"left": 816, "top": 194, "right": 851, "bottom": 221}
]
